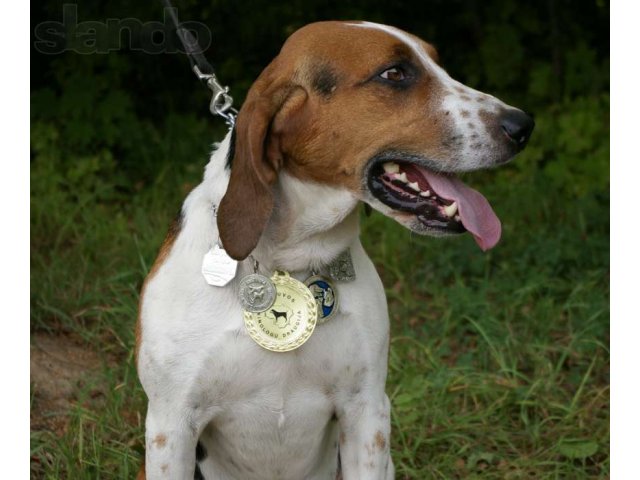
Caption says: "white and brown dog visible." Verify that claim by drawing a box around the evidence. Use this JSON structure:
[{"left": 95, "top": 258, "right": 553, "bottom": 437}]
[{"left": 136, "top": 21, "right": 533, "bottom": 480}]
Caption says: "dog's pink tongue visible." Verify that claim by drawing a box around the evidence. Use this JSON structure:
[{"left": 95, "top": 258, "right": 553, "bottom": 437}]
[{"left": 422, "top": 170, "right": 501, "bottom": 251}]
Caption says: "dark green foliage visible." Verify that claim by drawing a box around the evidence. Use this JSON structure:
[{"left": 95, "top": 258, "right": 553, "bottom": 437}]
[
  {"left": 31, "top": 0, "right": 608, "bottom": 478},
  {"left": 31, "top": 0, "right": 608, "bottom": 195}
]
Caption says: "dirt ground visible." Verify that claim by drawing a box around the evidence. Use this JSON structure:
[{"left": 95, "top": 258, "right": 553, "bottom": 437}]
[{"left": 30, "top": 332, "right": 106, "bottom": 436}]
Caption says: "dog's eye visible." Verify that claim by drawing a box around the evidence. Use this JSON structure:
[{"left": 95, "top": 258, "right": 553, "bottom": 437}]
[{"left": 379, "top": 67, "right": 406, "bottom": 82}]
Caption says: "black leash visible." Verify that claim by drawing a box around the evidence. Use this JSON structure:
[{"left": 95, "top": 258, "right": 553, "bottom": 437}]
[{"left": 160, "top": 0, "right": 237, "bottom": 127}]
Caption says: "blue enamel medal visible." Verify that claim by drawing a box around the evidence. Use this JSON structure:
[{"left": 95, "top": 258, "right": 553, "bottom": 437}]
[{"left": 304, "top": 275, "right": 338, "bottom": 323}]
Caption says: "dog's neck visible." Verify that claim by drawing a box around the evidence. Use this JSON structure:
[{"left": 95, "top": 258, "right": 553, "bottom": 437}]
[
  {"left": 202, "top": 131, "right": 360, "bottom": 273},
  {"left": 253, "top": 173, "right": 360, "bottom": 272}
]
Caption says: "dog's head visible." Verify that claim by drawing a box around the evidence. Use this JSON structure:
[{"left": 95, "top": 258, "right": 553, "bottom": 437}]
[
  {"left": 247, "top": 284, "right": 264, "bottom": 302},
  {"left": 218, "top": 21, "right": 534, "bottom": 260}
]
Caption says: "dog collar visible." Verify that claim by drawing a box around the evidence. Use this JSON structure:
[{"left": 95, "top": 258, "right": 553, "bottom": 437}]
[
  {"left": 243, "top": 249, "right": 355, "bottom": 324},
  {"left": 200, "top": 208, "right": 356, "bottom": 350}
]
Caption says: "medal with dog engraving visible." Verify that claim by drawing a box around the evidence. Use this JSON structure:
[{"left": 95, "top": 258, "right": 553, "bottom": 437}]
[
  {"left": 244, "top": 271, "right": 317, "bottom": 352},
  {"left": 201, "top": 244, "right": 238, "bottom": 286},
  {"left": 238, "top": 273, "right": 277, "bottom": 313},
  {"left": 305, "top": 275, "right": 339, "bottom": 323}
]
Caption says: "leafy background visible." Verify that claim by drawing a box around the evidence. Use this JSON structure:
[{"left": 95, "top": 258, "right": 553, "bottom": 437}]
[{"left": 31, "top": 0, "right": 609, "bottom": 478}]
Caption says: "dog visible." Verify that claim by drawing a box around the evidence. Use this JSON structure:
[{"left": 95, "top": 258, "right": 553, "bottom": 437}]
[
  {"left": 270, "top": 309, "right": 290, "bottom": 328},
  {"left": 136, "top": 20, "right": 533, "bottom": 479}
]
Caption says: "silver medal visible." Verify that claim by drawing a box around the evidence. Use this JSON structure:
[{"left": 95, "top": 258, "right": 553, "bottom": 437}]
[
  {"left": 238, "top": 273, "right": 277, "bottom": 313},
  {"left": 201, "top": 245, "right": 238, "bottom": 286},
  {"left": 328, "top": 249, "right": 356, "bottom": 282}
]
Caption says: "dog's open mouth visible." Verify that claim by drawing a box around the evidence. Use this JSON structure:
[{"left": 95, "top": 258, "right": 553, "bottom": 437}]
[{"left": 367, "top": 159, "right": 502, "bottom": 251}]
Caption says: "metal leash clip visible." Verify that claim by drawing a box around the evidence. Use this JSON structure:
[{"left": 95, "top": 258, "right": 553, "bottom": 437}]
[{"left": 193, "top": 65, "right": 238, "bottom": 127}]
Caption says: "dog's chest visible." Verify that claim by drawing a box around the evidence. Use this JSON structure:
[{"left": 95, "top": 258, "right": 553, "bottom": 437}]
[
  {"left": 139, "top": 241, "right": 389, "bottom": 474},
  {"left": 178, "top": 289, "right": 384, "bottom": 474},
  {"left": 186, "top": 295, "right": 380, "bottom": 414}
]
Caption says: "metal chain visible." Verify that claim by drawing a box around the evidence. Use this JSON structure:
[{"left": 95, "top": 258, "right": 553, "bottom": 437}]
[{"left": 248, "top": 255, "right": 260, "bottom": 274}]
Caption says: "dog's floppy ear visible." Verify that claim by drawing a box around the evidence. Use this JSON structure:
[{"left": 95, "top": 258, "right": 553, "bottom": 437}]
[{"left": 217, "top": 60, "right": 307, "bottom": 260}]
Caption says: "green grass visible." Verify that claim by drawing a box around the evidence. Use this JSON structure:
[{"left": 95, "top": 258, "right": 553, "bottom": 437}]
[{"left": 30, "top": 136, "right": 609, "bottom": 478}]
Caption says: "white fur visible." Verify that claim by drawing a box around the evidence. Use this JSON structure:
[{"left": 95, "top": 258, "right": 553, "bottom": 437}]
[{"left": 138, "top": 132, "right": 395, "bottom": 479}]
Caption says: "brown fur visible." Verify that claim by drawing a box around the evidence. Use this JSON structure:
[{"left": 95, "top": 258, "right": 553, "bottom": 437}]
[
  {"left": 218, "top": 21, "right": 450, "bottom": 260},
  {"left": 152, "top": 433, "right": 168, "bottom": 448},
  {"left": 217, "top": 57, "right": 306, "bottom": 260},
  {"left": 374, "top": 430, "right": 386, "bottom": 450}
]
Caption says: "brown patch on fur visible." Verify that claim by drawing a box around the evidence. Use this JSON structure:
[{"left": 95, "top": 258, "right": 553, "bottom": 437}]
[
  {"left": 152, "top": 433, "right": 167, "bottom": 448},
  {"left": 374, "top": 430, "right": 386, "bottom": 450},
  {"left": 460, "top": 110, "right": 470, "bottom": 118},
  {"left": 324, "top": 384, "right": 336, "bottom": 397},
  {"left": 148, "top": 213, "right": 183, "bottom": 280},
  {"left": 284, "top": 50, "right": 446, "bottom": 189},
  {"left": 217, "top": 21, "right": 451, "bottom": 250},
  {"left": 136, "top": 463, "right": 146, "bottom": 480},
  {"left": 134, "top": 300, "right": 145, "bottom": 370},
  {"left": 135, "top": 212, "right": 183, "bottom": 367},
  {"left": 339, "top": 431, "right": 346, "bottom": 445},
  {"left": 217, "top": 61, "right": 305, "bottom": 260},
  {"left": 161, "top": 464, "right": 168, "bottom": 473}
]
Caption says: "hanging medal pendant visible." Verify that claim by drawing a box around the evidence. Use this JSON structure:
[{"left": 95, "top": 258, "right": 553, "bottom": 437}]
[
  {"left": 244, "top": 271, "right": 317, "bottom": 352},
  {"left": 201, "top": 244, "right": 238, "bottom": 286},
  {"left": 328, "top": 249, "right": 356, "bottom": 282},
  {"left": 305, "top": 274, "right": 339, "bottom": 323},
  {"left": 238, "top": 256, "right": 277, "bottom": 313},
  {"left": 238, "top": 273, "right": 277, "bottom": 313}
]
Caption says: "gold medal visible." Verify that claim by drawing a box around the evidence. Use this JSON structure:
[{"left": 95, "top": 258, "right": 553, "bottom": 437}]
[{"left": 244, "top": 271, "right": 317, "bottom": 352}]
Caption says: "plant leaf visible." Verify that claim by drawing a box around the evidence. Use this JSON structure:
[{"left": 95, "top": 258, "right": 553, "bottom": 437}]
[{"left": 557, "top": 439, "right": 599, "bottom": 459}]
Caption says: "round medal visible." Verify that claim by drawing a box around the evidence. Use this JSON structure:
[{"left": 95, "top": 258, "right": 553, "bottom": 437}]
[
  {"left": 238, "top": 273, "right": 276, "bottom": 313},
  {"left": 305, "top": 275, "right": 339, "bottom": 323},
  {"left": 244, "top": 271, "right": 317, "bottom": 352}
]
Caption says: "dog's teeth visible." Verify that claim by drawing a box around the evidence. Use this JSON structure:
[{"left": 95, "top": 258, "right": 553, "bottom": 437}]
[
  {"left": 420, "top": 190, "right": 431, "bottom": 197},
  {"left": 454, "top": 215, "right": 461, "bottom": 222},
  {"left": 408, "top": 181, "right": 420, "bottom": 192},
  {"left": 383, "top": 162, "right": 400, "bottom": 174},
  {"left": 395, "top": 172, "right": 408, "bottom": 183},
  {"left": 443, "top": 201, "right": 458, "bottom": 217}
]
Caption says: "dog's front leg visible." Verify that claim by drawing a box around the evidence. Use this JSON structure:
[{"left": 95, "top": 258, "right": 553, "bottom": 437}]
[
  {"left": 144, "top": 401, "right": 200, "bottom": 479},
  {"left": 338, "top": 392, "right": 394, "bottom": 480}
]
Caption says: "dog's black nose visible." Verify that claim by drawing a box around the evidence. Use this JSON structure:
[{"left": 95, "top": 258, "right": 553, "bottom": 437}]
[{"left": 500, "top": 109, "right": 535, "bottom": 150}]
